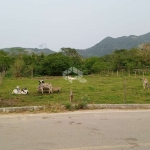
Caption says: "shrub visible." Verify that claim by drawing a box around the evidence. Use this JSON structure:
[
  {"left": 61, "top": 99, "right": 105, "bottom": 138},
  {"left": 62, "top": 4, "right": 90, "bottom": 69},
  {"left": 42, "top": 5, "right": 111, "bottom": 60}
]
[
  {"left": 76, "top": 101, "right": 87, "bottom": 109},
  {"left": 64, "top": 102, "right": 73, "bottom": 111}
]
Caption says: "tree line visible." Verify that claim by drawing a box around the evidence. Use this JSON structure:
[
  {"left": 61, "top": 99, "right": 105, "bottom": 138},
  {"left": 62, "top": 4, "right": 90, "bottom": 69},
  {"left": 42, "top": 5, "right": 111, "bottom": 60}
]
[{"left": 0, "top": 43, "right": 150, "bottom": 77}]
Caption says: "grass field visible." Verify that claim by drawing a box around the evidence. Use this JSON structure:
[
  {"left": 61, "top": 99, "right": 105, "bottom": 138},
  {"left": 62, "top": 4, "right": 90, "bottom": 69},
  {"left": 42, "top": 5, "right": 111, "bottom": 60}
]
[{"left": 0, "top": 74, "right": 150, "bottom": 108}]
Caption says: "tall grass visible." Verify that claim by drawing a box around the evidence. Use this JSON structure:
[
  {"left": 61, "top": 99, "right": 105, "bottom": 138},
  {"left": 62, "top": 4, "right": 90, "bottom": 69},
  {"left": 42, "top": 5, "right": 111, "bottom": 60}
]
[{"left": 0, "top": 74, "right": 149, "bottom": 107}]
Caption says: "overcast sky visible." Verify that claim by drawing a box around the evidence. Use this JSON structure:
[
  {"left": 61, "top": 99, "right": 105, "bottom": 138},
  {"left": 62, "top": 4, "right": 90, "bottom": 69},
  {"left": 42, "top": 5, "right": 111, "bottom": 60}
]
[{"left": 0, "top": 0, "right": 150, "bottom": 51}]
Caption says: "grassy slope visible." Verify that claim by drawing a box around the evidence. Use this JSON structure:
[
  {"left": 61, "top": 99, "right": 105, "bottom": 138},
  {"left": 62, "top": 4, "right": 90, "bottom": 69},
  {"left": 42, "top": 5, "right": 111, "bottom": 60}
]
[{"left": 0, "top": 74, "right": 150, "bottom": 107}]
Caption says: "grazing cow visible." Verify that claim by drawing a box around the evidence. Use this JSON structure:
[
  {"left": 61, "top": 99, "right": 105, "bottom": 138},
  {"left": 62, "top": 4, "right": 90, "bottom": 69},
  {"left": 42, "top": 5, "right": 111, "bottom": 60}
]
[
  {"left": 38, "top": 80, "right": 53, "bottom": 94},
  {"left": 142, "top": 78, "right": 149, "bottom": 89},
  {"left": 12, "top": 86, "right": 29, "bottom": 94}
]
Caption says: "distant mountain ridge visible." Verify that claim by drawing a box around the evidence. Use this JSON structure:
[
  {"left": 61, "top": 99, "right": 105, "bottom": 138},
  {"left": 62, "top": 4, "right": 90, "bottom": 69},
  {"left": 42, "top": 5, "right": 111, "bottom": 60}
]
[
  {"left": 76, "top": 32, "right": 150, "bottom": 57},
  {"left": 1, "top": 32, "right": 150, "bottom": 57},
  {"left": 1, "top": 47, "right": 55, "bottom": 55},
  {"left": 24, "top": 48, "right": 55, "bottom": 55}
]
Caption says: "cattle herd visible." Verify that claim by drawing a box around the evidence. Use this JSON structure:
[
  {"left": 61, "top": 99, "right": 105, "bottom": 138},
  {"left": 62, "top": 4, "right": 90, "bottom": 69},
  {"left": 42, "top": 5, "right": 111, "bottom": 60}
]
[
  {"left": 11, "top": 78, "right": 149, "bottom": 95},
  {"left": 12, "top": 80, "right": 60, "bottom": 95}
]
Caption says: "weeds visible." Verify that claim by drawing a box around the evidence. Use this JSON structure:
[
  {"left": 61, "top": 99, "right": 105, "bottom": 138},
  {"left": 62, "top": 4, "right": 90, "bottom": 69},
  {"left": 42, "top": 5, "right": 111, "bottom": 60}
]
[{"left": 63, "top": 101, "right": 88, "bottom": 111}]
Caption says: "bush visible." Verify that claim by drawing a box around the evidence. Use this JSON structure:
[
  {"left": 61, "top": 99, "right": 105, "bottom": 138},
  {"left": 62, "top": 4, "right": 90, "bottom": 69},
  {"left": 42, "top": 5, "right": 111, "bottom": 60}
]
[
  {"left": 64, "top": 102, "right": 73, "bottom": 111},
  {"left": 76, "top": 101, "right": 87, "bottom": 109},
  {"left": 64, "top": 101, "right": 87, "bottom": 111}
]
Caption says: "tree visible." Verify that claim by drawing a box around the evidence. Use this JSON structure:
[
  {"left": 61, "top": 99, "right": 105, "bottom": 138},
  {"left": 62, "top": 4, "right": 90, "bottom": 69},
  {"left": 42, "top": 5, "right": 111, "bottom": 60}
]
[
  {"left": 92, "top": 59, "right": 110, "bottom": 74},
  {"left": 60, "top": 47, "right": 83, "bottom": 69},
  {"left": 138, "top": 43, "right": 150, "bottom": 67},
  {"left": 83, "top": 57, "right": 99, "bottom": 74},
  {"left": 0, "top": 50, "right": 12, "bottom": 74},
  {"left": 60, "top": 47, "right": 81, "bottom": 57},
  {"left": 11, "top": 57, "right": 25, "bottom": 77},
  {"left": 39, "top": 53, "right": 72, "bottom": 76}
]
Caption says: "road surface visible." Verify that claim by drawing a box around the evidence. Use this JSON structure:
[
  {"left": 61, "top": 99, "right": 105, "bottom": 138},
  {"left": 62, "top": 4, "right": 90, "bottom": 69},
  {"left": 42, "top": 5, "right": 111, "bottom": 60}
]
[{"left": 0, "top": 109, "right": 150, "bottom": 150}]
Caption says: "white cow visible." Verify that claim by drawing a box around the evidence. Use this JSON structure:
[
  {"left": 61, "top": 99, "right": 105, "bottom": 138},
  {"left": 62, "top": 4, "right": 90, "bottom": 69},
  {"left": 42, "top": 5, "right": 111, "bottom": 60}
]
[
  {"left": 38, "top": 80, "right": 53, "bottom": 94},
  {"left": 12, "top": 86, "right": 29, "bottom": 94},
  {"left": 142, "top": 78, "right": 149, "bottom": 89}
]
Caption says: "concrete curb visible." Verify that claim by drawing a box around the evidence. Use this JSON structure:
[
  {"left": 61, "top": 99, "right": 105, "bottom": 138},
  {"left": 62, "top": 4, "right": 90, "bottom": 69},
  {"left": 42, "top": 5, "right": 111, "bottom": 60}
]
[
  {"left": 87, "top": 104, "right": 150, "bottom": 109},
  {"left": 1, "top": 104, "right": 150, "bottom": 113},
  {"left": 0, "top": 106, "right": 44, "bottom": 113}
]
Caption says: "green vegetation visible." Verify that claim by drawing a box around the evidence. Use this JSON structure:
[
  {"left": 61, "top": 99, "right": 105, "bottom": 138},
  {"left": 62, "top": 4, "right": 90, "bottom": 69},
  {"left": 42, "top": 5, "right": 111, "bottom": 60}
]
[
  {"left": 0, "top": 44, "right": 150, "bottom": 78},
  {"left": 0, "top": 74, "right": 150, "bottom": 108},
  {"left": 0, "top": 44, "right": 150, "bottom": 109}
]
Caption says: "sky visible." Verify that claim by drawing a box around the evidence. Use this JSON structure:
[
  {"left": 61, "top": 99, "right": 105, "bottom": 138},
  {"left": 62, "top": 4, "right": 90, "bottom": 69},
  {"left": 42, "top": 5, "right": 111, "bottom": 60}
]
[{"left": 0, "top": 0, "right": 150, "bottom": 51}]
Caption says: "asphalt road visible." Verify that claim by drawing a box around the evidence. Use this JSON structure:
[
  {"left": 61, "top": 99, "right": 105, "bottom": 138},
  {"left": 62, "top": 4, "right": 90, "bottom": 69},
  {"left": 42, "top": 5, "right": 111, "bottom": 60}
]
[{"left": 0, "top": 109, "right": 150, "bottom": 150}]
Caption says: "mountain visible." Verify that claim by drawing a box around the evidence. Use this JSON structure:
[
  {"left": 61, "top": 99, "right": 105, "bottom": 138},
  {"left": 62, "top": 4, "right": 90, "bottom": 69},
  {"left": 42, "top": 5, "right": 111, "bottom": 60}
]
[
  {"left": 77, "top": 32, "right": 150, "bottom": 57},
  {"left": 24, "top": 48, "right": 55, "bottom": 55},
  {"left": 1, "top": 47, "right": 55, "bottom": 55},
  {"left": 1, "top": 32, "right": 150, "bottom": 57}
]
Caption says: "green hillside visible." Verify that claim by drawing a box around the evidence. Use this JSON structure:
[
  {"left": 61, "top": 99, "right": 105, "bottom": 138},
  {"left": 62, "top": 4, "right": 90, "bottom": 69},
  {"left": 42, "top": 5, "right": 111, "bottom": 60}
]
[{"left": 77, "top": 32, "right": 150, "bottom": 57}]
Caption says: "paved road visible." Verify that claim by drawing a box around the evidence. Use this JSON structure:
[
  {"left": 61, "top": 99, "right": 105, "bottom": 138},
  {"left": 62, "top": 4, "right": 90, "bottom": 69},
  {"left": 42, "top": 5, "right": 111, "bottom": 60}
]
[{"left": 0, "top": 110, "right": 150, "bottom": 150}]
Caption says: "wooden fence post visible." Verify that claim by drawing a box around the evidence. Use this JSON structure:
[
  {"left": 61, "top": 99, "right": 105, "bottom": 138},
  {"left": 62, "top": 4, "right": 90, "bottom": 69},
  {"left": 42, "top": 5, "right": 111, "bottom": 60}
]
[
  {"left": 122, "top": 70, "right": 123, "bottom": 77},
  {"left": 128, "top": 70, "right": 130, "bottom": 77},
  {"left": 124, "top": 78, "right": 126, "bottom": 104},
  {"left": 70, "top": 90, "right": 73, "bottom": 102},
  {"left": 135, "top": 71, "right": 136, "bottom": 78}
]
